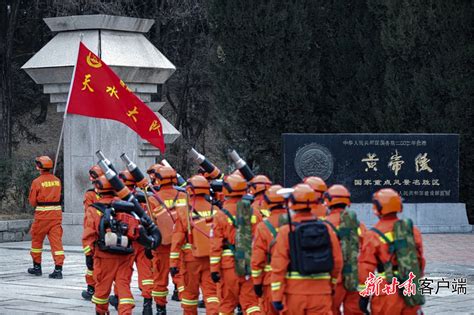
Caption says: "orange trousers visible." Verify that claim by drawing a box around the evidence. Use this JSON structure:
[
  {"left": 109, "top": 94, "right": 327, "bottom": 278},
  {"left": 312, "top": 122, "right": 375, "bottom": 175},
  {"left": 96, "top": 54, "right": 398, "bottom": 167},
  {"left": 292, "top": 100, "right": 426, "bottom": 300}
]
[
  {"left": 135, "top": 245, "right": 154, "bottom": 299},
  {"left": 219, "top": 268, "right": 261, "bottom": 314},
  {"left": 333, "top": 283, "right": 363, "bottom": 315},
  {"left": 30, "top": 219, "right": 65, "bottom": 265},
  {"left": 371, "top": 294, "right": 421, "bottom": 315},
  {"left": 181, "top": 259, "right": 218, "bottom": 315},
  {"left": 261, "top": 284, "right": 278, "bottom": 315},
  {"left": 92, "top": 254, "right": 135, "bottom": 315},
  {"left": 152, "top": 248, "right": 182, "bottom": 305},
  {"left": 85, "top": 264, "right": 95, "bottom": 287},
  {"left": 283, "top": 293, "right": 333, "bottom": 315}
]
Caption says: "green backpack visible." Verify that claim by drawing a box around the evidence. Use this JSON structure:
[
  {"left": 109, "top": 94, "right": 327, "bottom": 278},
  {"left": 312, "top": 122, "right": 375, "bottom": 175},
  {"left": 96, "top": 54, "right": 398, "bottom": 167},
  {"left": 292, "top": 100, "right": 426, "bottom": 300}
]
[
  {"left": 325, "top": 210, "right": 360, "bottom": 291},
  {"left": 371, "top": 219, "right": 425, "bottom": 307},
  {"left": 234, "top": 197, "right": 253, "bottom": 276}
]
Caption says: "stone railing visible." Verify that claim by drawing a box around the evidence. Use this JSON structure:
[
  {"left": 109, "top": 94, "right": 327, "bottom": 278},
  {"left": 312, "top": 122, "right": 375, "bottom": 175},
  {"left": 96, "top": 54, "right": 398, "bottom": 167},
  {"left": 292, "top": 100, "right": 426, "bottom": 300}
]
[{"left": 0, "top": 220, "right": 32, "bottom": 242}]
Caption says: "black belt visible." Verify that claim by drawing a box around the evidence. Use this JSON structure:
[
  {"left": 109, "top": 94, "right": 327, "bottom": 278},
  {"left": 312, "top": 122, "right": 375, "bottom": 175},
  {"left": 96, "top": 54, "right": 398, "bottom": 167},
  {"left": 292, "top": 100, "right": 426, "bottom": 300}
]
[{"left": 37, "top": 202, "right": 61, "bottom": 206}]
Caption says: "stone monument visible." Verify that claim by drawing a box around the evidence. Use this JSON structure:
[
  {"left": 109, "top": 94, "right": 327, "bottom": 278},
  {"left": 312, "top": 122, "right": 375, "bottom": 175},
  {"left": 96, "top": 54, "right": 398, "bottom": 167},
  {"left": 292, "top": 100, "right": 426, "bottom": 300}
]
[
  {"left": 283, "top": 133, "right": 471, "bottom": 233},
  {"left": 22, "top": 15, "right": 180, "bottom": 244}
]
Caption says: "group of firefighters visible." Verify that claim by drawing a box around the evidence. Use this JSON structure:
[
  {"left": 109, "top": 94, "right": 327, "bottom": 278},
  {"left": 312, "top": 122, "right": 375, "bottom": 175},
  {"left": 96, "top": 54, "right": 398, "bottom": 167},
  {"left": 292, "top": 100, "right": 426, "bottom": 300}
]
[{"left": 27, "top": 153, "right": 425, "bottom": 315}]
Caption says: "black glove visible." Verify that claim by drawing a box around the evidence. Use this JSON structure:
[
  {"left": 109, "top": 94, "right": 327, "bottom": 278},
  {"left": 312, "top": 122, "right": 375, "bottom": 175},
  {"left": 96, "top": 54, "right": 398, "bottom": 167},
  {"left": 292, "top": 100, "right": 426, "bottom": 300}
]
[
  {"left": 170, "top": 267, "right": 179, "bottom": 277},
  {"left": 145, "top": 248, "right": 154, "bottom": 260},
  {"left": 254, "top": 284, "right": 263, "bottom": 297},
  {"left": 211, "top": 271, "right": 221, "bottom": 283},
  {"left": 85, "top": 255, "right": 94, "bottom": 270},
  {"left": 359, "top": 296, "right": 370, "bottom": 314},
  {"left": 272, "top": 301, "right": 284, "bottom": 311}
]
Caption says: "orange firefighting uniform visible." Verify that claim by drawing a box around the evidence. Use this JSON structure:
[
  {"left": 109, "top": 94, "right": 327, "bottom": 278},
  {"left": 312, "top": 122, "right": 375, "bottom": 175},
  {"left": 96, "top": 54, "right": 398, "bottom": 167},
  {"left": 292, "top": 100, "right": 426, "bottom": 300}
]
[
  {"left": 325, "top": 207, "right": 366, "bottom": 315},
  {"left": 170, "top": 196, "right": 219, "bottom": 315},
  {"left": 149, "top": 185, "right": 187, "bottom": 306},
  {"left": 28, "top": 171, "right": 65, "bottom": 266},
  {"left": 210, "top": 196, "right": 263, "bottom": 315},
  {"left": 82, "top": 194, "right": 136, "bottom": 315},
  {"left": 271, "top": 211, "right": 343, "bottom": 315},
  {"left": 251, "top": 193, "right": 270, "bottom": 219},
  {"left": 251, "top": 207, "right": 287, "bottom": 315},
  {"left": 358, "top": 214, "right": 425, "bottom": 315},
  {"left": 312, "top": 203, "right": 328, "bottom": 219},
  {"left": 83, "top": 188, "right": 102, "bottom": 288}
]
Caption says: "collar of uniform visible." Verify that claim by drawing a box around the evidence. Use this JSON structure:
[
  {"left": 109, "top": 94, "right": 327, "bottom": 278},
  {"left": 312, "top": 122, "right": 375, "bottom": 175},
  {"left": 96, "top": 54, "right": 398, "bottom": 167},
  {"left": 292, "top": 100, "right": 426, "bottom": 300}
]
[
  {"left": 292, "top": 212, "right": 316, "bottom": 222},
  {"left": 98, "top": 196, "right": 115, "bottom": 204},
  {"left": 380, "top": 213, "right": 399, "bottom": 222},
  {"left": 270, "top": 209, "right": 286, "bottom": 216},
  {"left": 329, "top": 207, "right": 345, "bottom": 214},
  {"left": 159, "top": 185, "right": 175, "bottom": 191}
]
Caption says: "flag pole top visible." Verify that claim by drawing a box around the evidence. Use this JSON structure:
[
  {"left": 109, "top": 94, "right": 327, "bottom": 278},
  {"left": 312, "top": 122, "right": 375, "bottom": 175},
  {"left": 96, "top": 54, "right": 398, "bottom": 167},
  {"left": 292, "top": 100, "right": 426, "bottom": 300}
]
[{"left": 44, "top": 15, "right": 155, "bottom": 33}]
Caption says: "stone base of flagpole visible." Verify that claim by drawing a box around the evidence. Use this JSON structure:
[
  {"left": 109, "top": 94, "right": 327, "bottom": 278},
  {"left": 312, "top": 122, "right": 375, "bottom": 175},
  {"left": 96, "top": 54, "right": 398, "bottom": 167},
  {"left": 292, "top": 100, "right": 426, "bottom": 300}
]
[{"left": 22, "top": 15, "right": 180, "bottom": 245}]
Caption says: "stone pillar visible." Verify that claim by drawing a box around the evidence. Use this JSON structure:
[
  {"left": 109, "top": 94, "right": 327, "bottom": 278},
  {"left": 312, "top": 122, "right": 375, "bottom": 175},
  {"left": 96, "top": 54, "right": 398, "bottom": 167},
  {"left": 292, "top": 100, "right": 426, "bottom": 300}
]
[{"left": 22, "top": 15, "right": 180, "bottom": 244}]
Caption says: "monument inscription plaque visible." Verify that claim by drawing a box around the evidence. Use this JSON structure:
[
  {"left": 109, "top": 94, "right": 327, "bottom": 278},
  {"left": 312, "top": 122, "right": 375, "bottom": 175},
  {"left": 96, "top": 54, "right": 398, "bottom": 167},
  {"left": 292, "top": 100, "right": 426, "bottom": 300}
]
[{"left": 283, "top": 133, "right": 459, "bottom": 203}]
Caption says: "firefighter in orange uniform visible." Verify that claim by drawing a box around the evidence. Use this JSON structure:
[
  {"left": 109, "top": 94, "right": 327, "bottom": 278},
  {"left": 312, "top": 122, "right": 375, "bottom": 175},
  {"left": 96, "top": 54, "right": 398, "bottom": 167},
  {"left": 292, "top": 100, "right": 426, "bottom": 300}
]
[
  {"left": 170, "top": 175, "right": 219, "bottom": 315},
  {"left": 210, "top": 174, "right": 262, "bottom": 315},
  {"left": 249, "top": 175, "right": 272, "bottom": 219},
  {"left": 82, "top": 165, "right": 104, "bottom": 300},
  {"left": 303, "top": 176, "right": 328, "bottom": 218},
  {"left": 358, "top": 188, "right": 425, "bottom": 315},
  {"left": 107, "top": 170, "right": 155, "bottom": 314},
  {"left": 251, "top": 185, "right": 287, "bottom": 315},
  {"left": 324, "top": 184, "right": 366, "bottom": 315},
  {"left": 82, "top": 175, "right": 137, "bottom": 315},
  {"left": 148, "top": 166, "right": 187, "bottom": 315},
  {"left": 270, "top": 184, "right": 343, "bottom": 315},
  {"left": 27, "top": 156, "right": 65, "bottom": 279}
]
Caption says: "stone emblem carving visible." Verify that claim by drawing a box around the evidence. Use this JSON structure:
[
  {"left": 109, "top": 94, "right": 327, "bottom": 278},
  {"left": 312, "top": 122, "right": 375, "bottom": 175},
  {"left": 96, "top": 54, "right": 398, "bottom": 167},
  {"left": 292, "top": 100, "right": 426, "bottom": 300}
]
[{"left": 294, "top": 143, "right": 334, "bottom": 180}]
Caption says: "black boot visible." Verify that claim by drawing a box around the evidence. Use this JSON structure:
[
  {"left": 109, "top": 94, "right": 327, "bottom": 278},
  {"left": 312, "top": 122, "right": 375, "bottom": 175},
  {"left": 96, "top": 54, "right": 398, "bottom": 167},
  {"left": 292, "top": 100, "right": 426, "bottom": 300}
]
[
  {"left": 171, "top": 288, "right": 180, "bottom": 302},
  {"left": 156, "top": 304, "right": 166, "bottom": 315},
  {"left": 236, "top": 304, "right": 243, "bottom": 315},
  {"left": 109, "top": 295, "right": 118, "bottom": 310},
  {"left": 198, "top": 299, "right": 205, "bottom": 308},
  {"left": 27, "top": 262, "right": 42, "bottom": 276},
  {"left": 49, "top": 265, "right": 63, "bottom": 279},
  {"left": 81, "top": 285, "right": 94, "bottom": 300},
  {"left": 143, "top": 298, "right": 153, "bottom": 315}
]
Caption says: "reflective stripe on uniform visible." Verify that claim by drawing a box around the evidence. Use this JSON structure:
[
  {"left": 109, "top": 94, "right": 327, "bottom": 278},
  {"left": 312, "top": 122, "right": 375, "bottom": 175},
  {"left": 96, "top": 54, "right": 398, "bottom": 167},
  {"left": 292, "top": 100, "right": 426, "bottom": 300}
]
[
  {"left": 378, "top": 231, "right": 394, "bottom": 244},
  {"left": 264, "top": 265, "right": 272, "bottom": 272},
  {"left": 285, "top": 271, "right": 331, "bottom": 280},
  {"left": 246, "top": 306, "right": 261, "bottom": 314},
  {"left": 271, "top": 282, "right": 281, "bottom": 291},
  {"left": 170, "top": 252, "right": 180, "bottom": 259},
  {"left": 54, "top": 251, "right": 64, "bottom": 256},
  {"left": 83, "top": 246, "right": 91, "bottom": 254},
  {"left": 206, "top": 297, "right": 219, "bottom": 303},
  {"left": 86, "top": 269, "right": 93, "bottom": 276},
  {"left": 357, "top": 227, "right": 362, "bottom": 236},
  {"left": 119, "top": 298, "right": 135, "bottom": 305},
  {"left": 331, "top": 277, "right": 337, "bottom": 284},
  {"left": 35, "top": 206, "right": 62, "bottom": 211},
  {"left": 260, "top": 209, "right": 270, "bottom": 217},
  {"left": 31, "top": 248, "right": 42, "bottom": 253},
  {"left": 251, "top": 215, "right": 257, "bottom": 224},
  {"left": 142, "top": 279, "right": 154, "bottom": 286},
  {"left": 376, "top": 271, "right": 399, "bottom": 280},
  {"left": 182, "top": 243, "right": 192, "bottom": 250},
  {"left": 358, "top": 283, "right": 367, "bottom": 292},
  {"left": 210, "top": 256, "right": 221, "bottom": 264},
  {"left": 251, "top": 269, "right": 262, "bottom": 277},
  {"left": 222, "top": 249, "right": 234, "bottom": 257},
  {"left": 92, "top": 296, "right": 109, "bottom": 304},
  {"left": 178, "top": 286, "right": 185, "bottom": 292},
  {"left": 181, "top": 298, "right": 199, "bottom": 306},
  {"left": 152, "top": 290, "right": 169, "bottom": 297}
]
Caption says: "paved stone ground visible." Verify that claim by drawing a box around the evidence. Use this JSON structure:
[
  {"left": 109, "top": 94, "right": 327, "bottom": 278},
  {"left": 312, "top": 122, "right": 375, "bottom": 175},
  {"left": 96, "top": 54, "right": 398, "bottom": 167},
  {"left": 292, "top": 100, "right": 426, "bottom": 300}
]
[{"left": 0, "top": 234, "right": 473, "bottom": 314}]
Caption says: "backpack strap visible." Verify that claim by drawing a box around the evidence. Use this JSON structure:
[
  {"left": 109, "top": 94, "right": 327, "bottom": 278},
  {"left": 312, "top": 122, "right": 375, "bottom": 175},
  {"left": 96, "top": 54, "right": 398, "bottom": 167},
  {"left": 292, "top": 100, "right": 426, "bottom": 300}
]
[
  {"left": 370, "top": 227, "right": 395, "bottom": 253},
  {"left": 324, "top": 220, "right": 339, "bottom": 238},
  {"left": 220, "top": 208, "right": 237, "bottom": 227},
  {"left": 263, "top": 219, "right": 278, "bottom": 239},
  {"left": 91, "top": 202, "right": 108, "bottom": 213}
]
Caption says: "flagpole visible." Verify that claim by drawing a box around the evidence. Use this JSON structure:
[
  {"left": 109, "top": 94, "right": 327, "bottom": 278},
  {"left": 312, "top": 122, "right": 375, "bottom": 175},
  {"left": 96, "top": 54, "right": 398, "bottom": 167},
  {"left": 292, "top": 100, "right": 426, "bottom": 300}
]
[{"left": 53, "top": 33, "right": 83, "bottom": 175}]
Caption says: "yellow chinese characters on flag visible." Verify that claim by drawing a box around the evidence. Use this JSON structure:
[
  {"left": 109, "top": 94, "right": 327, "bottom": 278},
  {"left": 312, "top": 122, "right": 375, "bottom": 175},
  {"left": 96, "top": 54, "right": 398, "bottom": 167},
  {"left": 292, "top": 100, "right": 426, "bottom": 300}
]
[{"left": 67, "top": 43, "right": 165, "bottom": 152}]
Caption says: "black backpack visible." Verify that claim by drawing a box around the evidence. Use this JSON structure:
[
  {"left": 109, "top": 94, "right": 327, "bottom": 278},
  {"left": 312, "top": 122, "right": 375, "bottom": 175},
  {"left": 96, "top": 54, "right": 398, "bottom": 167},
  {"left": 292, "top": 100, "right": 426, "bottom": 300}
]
[{"left": 289, "top": 220, "right": 334, "bottom": 275}]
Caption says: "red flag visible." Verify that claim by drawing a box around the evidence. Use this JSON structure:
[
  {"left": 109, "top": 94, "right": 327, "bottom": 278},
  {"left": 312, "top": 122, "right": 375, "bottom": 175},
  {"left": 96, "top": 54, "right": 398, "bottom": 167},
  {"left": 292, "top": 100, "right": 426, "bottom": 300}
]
[{"left": 67, "top": 42, "right": 165, "bottom": 152}]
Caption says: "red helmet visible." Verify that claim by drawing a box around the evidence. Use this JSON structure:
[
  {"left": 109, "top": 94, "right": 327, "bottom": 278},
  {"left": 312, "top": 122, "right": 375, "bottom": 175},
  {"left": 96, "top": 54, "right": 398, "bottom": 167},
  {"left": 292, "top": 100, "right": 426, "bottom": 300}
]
[
  {"left": 94, "top": 175, "right": 113, "bottom": 193},
  {"left": 303, "top": 176, "right": 327, "bottom": 199},
  {"left": 119, "top": 170, "right": 136, "bottom": 187},
  {"left": 223, "top": 174, "right": 247, "bottom": 197},
  {"left": 89, "top": 165, "right": 104, "bottom": 181},
  {"left": 289, "top": 184, "right": 317, "bottom": 211},
  {"left": 264, "top": 185, "right": 285, "bottom": 206},
  {"left": 324, "top": 184, "right": 351, "bottom": 207},
  {"left": 231, "top": 169, "right": 244, "bottom": 179},
  {"left": 146, "top": 164, "right": 163, "bottom": 182},
  {"left": 35, "top": 156, "right": 53, "bottom": 170},
  {"left": 249, "top": 175, "right": 272, "bottom": 195},
  {"left": 187, "top": 175, "right": 211, "bottom": 195},
  {"left": 155, "top": 166, "right": 178, "bottom": 186},
  {"left": 372, "top": 188, "right": 403, "bottom": 215}
]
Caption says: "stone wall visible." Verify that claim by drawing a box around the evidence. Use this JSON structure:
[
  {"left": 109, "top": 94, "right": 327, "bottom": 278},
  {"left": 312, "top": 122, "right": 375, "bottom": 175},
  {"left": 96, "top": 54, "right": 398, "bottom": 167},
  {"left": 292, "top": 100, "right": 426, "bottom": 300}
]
[{"left": 0, "top": 220, "right": 32, "bottom": 242}]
